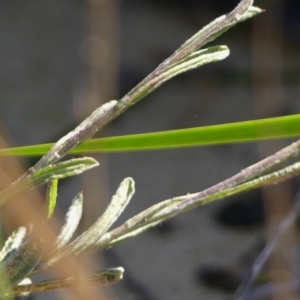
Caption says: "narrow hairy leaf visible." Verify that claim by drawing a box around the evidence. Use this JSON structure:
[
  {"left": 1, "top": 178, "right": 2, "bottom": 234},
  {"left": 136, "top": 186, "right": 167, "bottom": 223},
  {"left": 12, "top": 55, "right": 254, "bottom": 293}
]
[
  {"left": 70, "top": 178, "right": 135, "bottom": 254},
  {"left": 0, "top": 228, "right": 27, "bottom": 262},
  {"left": 144, "top": 46, "right": 229, "bottom": 95},
  {"left": 0, "top": 158, "right": 98, "bottom": 206},
  {"left": 164, "top": 46, "right": 229, "bottom": 75},
  {"left": 30, "top": 158, "right": 99, "bottom": 185},
  {"left": 55, "top": 192, "right": 83, "bottom": 249}
]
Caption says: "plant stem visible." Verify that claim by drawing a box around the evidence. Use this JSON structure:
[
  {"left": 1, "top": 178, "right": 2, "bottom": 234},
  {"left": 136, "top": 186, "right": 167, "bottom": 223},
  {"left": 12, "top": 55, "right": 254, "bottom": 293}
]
[
  {"left": 234, "top": 189, "right": 300, "bottom": 300},
  {"left": 93, "top": 140, "right": 300, "bottom": 249},
  {"left": 9, "top": 267, "right": 124, "bottom": 297},
  {"left": 26, "top": 0, "right": 261, "bottom": 174}
]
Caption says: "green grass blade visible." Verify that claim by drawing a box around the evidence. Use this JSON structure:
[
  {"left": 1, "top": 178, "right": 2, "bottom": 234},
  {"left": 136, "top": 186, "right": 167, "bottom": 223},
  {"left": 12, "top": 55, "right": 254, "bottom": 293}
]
[{"left": 1, "top": 114, "right": 300, "bottom": 156}]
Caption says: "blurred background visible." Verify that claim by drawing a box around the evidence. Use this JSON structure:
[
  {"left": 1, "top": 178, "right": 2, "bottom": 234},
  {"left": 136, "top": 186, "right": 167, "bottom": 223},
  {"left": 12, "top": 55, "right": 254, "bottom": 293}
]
[{"left": 0, "top": 0, "right": 300, "bottom": 299}]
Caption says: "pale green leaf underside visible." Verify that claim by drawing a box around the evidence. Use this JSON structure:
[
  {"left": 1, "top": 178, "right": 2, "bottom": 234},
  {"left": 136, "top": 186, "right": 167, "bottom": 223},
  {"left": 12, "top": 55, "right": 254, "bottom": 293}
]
[{"left": 0, "top": 114, "right": 299, "bottom": 156}]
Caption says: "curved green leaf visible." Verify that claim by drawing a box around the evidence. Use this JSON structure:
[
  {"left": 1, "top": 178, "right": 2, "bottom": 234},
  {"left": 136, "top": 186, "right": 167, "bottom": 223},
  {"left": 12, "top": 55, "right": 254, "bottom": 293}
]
[{"left": 46, "top": 179, "right": 58, "bottom": 219}]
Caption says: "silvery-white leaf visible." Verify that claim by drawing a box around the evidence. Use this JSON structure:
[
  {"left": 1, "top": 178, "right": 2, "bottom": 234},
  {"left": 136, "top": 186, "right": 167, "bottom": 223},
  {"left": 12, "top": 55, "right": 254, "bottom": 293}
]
[
  {"left": 0, "top": 227, "right": 27, "bottom": 263},
  {"left": 55, "top": 192, "right": 83, "bottom": 249},
  {"left": 70, "top": 177, "right": 135, "bottom": 254}
]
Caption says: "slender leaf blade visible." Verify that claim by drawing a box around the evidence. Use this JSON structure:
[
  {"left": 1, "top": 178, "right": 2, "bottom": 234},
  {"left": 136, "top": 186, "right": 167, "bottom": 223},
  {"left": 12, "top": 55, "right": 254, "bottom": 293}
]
[
  {"left": 0, "top": 114, "right": 299, "bottom": 155},
  {"left": 70, "top": 178, "right": 135, "bottom": 254},
  {"left": 46, "top": 179, "right": 58, "bottom": 219},
  {"left": 54, "top": 192, "right": 83, "bottom": 249}
]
